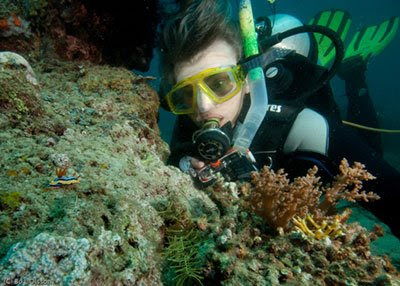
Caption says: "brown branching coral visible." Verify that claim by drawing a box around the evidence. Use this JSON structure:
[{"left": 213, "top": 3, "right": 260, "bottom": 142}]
[
  {"left": 319, "top": 159, "right": 379, "bottom": 213},
  {"left": 243, "top": 166, "right": 321, "bottom": 229},
  {"left": 242, "top": 159, "right": 379, "bottom": 230}
]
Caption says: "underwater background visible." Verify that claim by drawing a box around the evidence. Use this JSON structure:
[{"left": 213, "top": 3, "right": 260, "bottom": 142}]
[
  {"left": 151, "top": 0, "right": 400, "bottom": 171},
  {"left": 1, "top": 0, "right": 400, "bottom": 284}
]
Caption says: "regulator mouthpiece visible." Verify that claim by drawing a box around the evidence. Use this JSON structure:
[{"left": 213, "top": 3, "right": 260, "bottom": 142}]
[{"left": 193, "top": 119, "right": 232, "bottom": 161}]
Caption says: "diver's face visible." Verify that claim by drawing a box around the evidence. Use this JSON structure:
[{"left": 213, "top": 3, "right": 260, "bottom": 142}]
[{"left": 175, "top": 39, "right": 245, "bottom": 127}]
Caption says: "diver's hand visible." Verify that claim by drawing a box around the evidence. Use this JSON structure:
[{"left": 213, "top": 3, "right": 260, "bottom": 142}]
[
  {"left": 338, "top": 55, "right": 367, "bottom": 81},
  {"left": 191, "top": 158, "right": 205, "bottom": 170},
  {"left": 179, "top": 156, "right": 205, "bottom": 175}
]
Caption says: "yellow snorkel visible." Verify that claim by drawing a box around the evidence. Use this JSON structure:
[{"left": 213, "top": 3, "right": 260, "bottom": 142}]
[{"left": 233, "top": 0, "right": 269, "bottom": 154}]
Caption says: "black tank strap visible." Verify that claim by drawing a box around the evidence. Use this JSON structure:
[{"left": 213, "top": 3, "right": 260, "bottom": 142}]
[{"left": 248, "top": 101, "right": 304, "bottom": 169}]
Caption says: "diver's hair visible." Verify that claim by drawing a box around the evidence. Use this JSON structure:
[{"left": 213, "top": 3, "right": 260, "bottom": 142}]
[{"left": 159, "top": 0, "right": 242, "bottom": 96}]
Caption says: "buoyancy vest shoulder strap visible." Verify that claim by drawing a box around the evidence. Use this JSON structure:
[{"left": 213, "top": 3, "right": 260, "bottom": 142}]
[{"left": 248, "top": 101, "right": 304, "bottom": 169}]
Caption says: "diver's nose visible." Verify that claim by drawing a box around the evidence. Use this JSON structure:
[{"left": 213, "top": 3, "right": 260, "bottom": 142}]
[{"left": 196, "top": 88, "right": 215, "bottom": 113}]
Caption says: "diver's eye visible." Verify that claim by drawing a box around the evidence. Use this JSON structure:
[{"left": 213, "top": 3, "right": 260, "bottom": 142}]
[{"left": 204, "top": 72, "right": 235, "bottom": 97}]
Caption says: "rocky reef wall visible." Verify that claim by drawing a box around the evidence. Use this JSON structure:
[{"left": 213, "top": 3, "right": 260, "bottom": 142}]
[{"left": 0, "top": 51, "right": 215, "bottom": 284}]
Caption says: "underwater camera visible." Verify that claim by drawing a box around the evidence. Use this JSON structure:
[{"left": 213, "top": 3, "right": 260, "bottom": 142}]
[
  {"left": 191, "top": 149, "right": 257, "bottom": 186},
  {"left": 189, "top": 119, "right": 257, "bottom": 185}
]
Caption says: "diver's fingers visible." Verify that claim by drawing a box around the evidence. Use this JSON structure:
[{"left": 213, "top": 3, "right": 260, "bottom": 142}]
[{"left": 191, "top": 158, "right": 205, "bottom": 170}]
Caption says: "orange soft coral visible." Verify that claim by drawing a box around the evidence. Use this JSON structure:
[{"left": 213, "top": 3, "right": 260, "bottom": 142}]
[
  {"left": 318, "top": 159, "right": 379, "bottom": 213},
  {"left": 243, "top": 159, "right": 379, "bottom": 230},
  {"left": 242, "top": 166, "right": 322, "bottom": 229}
]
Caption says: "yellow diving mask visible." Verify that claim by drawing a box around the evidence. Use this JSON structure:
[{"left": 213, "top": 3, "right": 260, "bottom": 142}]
[{"left": 166, "top": 65, "right": 245, "bottom": 115}]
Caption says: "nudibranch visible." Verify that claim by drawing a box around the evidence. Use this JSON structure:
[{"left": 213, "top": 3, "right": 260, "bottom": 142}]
[{"left": 48, "top": 167, "right": 80, "bottom": 188}]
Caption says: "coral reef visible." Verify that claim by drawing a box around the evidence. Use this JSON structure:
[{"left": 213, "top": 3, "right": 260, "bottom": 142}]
[
  {"left": 1, "top": 2, "right": 399, "bottom": 285},
  {"left": 184, "top": 178, "right": 400, "bottom": 285},
  {"left": 0, "top": 0, "right": 159, "bottom": 71},
  {"left": 0, "top": 14, "right": 31, "bottom": 38},
  {"left": 162, "top": 228, "right": 204, "bottom": 285},
  {"left": 292, "top": 211, "right": 350, "bottom": 241},
  {"left": 0, "top": 52, "right": 218, "bottom": 284},
  {"left": 0, "top": 52, "right": 42, "bottom": 122},
  {"left": 0, "top": 233, "right": 90, "bottom": 284},
  {"left": 0, "top": 51, "right": 399, "bottom": 285},
  {"left": 155, "top": 198, "right": 212, "bottom": 285},
  {"left": 243, "top": 160, "right": 379, "bottom": 230},
  {"left": 0, "top": 192, "right": 23, "bottom": 212}
]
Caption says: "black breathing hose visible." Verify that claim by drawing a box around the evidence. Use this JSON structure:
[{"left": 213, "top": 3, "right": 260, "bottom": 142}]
[{"left": 259, "top": 25, "right": 345, "bottom": 102}]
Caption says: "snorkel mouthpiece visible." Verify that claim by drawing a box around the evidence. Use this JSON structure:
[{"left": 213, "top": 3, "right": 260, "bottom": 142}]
[{"left": 193, "top": 119, "right": 232, "bottom": 161}]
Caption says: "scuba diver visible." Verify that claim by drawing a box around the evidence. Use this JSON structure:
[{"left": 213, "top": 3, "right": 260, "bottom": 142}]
[{"left": 158, "top": 0, "right": 400, "bottom": 237}]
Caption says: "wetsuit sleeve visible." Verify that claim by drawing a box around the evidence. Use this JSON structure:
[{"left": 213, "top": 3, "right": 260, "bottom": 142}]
[
  {"left": 283, "top": 108, "right": 329, "bottom": 155},
  {"left": 338, "top": 57, "right": 383, "bottom": 154}
]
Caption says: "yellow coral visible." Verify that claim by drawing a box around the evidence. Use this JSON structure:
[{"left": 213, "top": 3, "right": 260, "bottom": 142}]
[{"left": 292, "top": 211, "right": 350, "bottom": 240}]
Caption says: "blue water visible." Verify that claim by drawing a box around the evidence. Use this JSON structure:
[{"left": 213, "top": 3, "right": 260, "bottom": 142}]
[{"left": 137, "top": 0, "right": 400, "bottom": 168}]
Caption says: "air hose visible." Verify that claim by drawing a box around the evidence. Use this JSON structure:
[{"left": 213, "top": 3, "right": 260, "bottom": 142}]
[
  {"left": 233, "top": 0, "right": 269, "bottom": 154},
  {"left": 259, "top": 24, "right": 345, "bottom": 103},
  {"left": 341, "top": 120, "right": 400, "bottom": 133}
]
